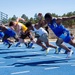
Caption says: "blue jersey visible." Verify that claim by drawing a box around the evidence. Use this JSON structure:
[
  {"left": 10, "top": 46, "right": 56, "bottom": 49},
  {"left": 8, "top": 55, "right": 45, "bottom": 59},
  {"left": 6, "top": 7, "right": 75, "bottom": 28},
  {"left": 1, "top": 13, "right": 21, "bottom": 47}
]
[
  {"left": 48, "top": 19, "right": 69, "bottom": 37},
  {"left": 0, "top": 31, "right": 4, "bottom": 39},
  {"left": 4, "top": 27, "right": 16, "bottom": 37}
]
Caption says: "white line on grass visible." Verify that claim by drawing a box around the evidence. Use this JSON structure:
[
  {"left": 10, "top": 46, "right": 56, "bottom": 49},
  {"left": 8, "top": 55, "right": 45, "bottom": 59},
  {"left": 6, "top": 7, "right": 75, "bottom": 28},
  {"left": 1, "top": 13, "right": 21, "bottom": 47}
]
[{"left": 11, "top": 70, "right": 30, "bottom": 75}]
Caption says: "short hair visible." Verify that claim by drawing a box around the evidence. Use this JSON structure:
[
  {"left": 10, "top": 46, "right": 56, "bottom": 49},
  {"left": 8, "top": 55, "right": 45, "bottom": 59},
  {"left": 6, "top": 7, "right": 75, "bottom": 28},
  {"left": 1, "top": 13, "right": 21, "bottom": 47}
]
[
  {"left": 44, "top": 13, "right": 52, "bottom": 19},
  {"left": 9, "top": 21, "right": 14, "bottom": 26},
  {"left": 25, "top": 21, "right": 32, "bottom": 27},
  {"left": 38, "top": 13, "right": 42, "bottom": 16}
]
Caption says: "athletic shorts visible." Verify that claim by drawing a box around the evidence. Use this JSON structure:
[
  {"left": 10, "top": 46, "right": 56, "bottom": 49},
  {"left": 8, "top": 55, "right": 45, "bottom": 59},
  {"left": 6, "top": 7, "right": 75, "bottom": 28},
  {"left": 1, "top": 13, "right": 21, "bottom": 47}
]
[
  {"left": 39, "top": 33, "right": 48, "bottom": 42},
  {"left": 20, "top": 32, "right": 30, "bottom": 39},
  {"left": 59, "top": 33, "right": 71, "bottom": 43},
  {"left": 4, "top": 28, "right": 16, "bottom": 37}
]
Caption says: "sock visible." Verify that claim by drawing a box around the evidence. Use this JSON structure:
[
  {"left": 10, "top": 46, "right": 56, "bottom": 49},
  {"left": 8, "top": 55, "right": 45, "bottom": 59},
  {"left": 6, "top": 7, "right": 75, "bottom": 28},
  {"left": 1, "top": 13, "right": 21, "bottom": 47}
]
[{"left": 15, "top": 42, "right": 20, "bottom": 47}]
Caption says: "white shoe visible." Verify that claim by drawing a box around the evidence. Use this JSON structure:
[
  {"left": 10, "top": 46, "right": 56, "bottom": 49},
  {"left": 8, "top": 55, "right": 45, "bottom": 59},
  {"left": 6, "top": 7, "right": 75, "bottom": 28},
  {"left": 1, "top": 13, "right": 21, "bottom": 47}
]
[
  {"left": 67, "top": 50, "right": 73, "bottom": 58},
  {"left": 46, "top": 48, "right": 50, "bottom": 55},
  {"left": 55, "top": 47, "right": 59, "bottom": 54}
]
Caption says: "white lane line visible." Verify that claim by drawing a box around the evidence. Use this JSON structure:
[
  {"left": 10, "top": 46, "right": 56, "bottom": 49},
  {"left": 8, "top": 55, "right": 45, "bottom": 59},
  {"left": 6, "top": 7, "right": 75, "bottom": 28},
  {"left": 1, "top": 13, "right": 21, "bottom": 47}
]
[
  {"left": 0, "top": 62, "right": 5, "bottom": 64},
  {"left": 71, "top": 65, "right": 75, "bottom": 66},
  {"left": 0, "top": 66, "right": 14, "bottom": 68},
  {"left": 38, "top": 63, "right": 74, "bottom": 66},
  {"left": 48, "top": 55, "right": 66, "bottom": 59},
  {"left": 30, "top": 52, "right": 41, "bottom": 54},
  {"left": 70, "top": 60, "right": 75, "bottom": 62},
  {"left": 56, "top": 63, "right": 74, "bottom": 65},
  {"left": 17, "top": 59, "right": 31, "bottom": 62},
  {"left": 44, "top": 67, "right": 59, "bottom": 70},
  {"left": 38, "top": 64, "right": 52, "bottom": 66},
  {"left": 0, "top": 58, "right": 4, "bottom": 60},
  {"left": 71, "top": 64, "right": 75, "bottom": 66},
  {"left": 11, "top": 70, "right": 30, "bottom": 75},
  {"left": 28, "top": 52, "right": 42, "bottom": 54},
  {"left": 40, "top": 57, "right": 52, "bottom": 59},
  {"left": 41, "top": 55, "right": 65, "bottom": 59}
]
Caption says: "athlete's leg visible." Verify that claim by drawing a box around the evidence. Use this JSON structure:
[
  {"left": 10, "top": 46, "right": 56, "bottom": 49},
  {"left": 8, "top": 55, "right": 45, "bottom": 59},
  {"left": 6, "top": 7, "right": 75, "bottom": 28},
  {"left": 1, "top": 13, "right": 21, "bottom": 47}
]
[
  {"left": 56, "top": 38, "right": 71, "bottom": 52},
  {"left": 36, "top": 38, "right": 47, "bottom": 49},
  {"left": 69, "top": 39, "right": 75, "bottom": 47}
]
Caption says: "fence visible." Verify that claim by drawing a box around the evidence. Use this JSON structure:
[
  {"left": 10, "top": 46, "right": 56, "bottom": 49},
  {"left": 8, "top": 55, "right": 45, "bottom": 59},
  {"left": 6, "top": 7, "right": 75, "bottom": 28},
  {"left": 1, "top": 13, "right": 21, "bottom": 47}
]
[{"left": 0, "top": 11, "right": 8, "bottom": 24}]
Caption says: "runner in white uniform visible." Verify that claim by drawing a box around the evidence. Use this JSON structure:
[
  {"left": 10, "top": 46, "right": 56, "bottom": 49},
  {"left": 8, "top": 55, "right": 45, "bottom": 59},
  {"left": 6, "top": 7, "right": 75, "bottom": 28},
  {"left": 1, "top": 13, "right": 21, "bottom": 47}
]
[{"left": 26, "top": 22, "right": 58, "bottom": 54}]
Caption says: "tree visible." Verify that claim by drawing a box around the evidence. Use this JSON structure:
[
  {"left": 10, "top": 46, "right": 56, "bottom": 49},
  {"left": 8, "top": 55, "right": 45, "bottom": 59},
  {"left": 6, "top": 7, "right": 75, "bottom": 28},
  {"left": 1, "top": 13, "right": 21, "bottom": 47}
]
[
  {"left": 29, "top": 17, "right": 35, "bottom": 24},
  {"left": 21, "top": 14, "right": 29, "bottom": 21},
  {"left": 51, "top": 13, "right": 58, "bottom": 17},
  {"left": 34, "top": 13, "right": 39, "bottom": 23},
  {"left": 11, "top": 15, "right": 17, "bottom": 21}
]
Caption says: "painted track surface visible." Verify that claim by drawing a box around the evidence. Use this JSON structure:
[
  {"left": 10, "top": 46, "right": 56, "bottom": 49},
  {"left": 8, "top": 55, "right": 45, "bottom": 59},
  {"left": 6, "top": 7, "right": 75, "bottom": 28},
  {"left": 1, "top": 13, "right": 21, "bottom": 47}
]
[{"left": 0, "top": 42, "right": 75, "bottom": 75}]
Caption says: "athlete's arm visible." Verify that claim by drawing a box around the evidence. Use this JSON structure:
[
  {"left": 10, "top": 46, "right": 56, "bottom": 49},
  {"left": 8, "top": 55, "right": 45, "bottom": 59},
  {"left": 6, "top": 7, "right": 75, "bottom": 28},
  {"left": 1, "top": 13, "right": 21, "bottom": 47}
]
[
  {"left": 0, "top": 25, "right": 7, "bottom": 31},
  {"left": 28, "top": 31, "right": 36, "bottom": 43},
  {"left": 62, "top": 16, "right": 75, "bottom": 21},
  {"left": 16, "top": 18, "right": 26, "bottom": 22}
]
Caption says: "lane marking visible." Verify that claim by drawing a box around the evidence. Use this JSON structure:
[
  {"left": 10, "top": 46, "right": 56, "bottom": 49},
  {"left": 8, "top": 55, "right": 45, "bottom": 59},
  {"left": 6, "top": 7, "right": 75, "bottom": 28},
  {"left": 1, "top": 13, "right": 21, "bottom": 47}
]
[
  {"left": 71, "top": 64, "right": 75, "bottom": 66},
  {"left": 70, "top": 60, "right": 75, "bottom": 62},
  {"left": 38, "top": 63, "right": 74, "bottom": 66},
  {"left": 0, "top": 66, "right": 14, "bottom": 68},
  {"left": 0, "top": 58, "right": 4, "bottom": 60},
  {"left": 0, "top": 62, "right": 5, "bottom": 64},
  {"left": 44, "top": 67, "right": 59, "bottom": 70},
  {"left": 11, "top": 70, "right": 30, "bottom": 75},
  {"left": 17, "top": 59, "right": 31, "bottom": 62},
  {"left": 49, "top": 55, "right": 66, "bottom": 59}
]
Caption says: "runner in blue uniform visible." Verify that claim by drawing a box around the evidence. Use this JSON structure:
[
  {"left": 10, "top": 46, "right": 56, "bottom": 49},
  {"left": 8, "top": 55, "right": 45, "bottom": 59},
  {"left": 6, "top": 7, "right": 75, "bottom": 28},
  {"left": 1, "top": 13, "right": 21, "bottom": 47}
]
[
  {"left": 0, "top": 25, "right": 18, "bottom": 48},
  {"left": 44, "top": 13, "right": 75, "bottom": 58},
  {"left": 0, "top": 31, "right": 4, "bottom": 39}
]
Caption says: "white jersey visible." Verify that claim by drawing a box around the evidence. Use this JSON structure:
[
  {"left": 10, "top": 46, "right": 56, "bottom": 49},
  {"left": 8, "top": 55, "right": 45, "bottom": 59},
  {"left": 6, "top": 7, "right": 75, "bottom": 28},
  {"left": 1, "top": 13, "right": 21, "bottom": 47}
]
[{"left": 33, "top": 26, "right": 48, "bottom": 36}]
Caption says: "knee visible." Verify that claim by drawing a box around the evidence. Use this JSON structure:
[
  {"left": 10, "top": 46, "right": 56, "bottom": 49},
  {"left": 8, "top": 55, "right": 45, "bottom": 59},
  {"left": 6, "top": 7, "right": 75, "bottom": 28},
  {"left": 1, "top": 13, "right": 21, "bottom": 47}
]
[{"left": 56, "top": 40, "right": 62, "bottom": 46}]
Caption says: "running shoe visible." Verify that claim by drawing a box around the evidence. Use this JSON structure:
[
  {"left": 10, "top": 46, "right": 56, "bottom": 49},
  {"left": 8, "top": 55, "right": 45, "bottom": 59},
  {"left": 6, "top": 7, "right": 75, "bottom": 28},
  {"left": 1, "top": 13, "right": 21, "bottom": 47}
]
[
  {"left": 8, "top": 44, "right": 12, "bottom": 48},
  {"left": 41, "top": 48, "right": 46, "bottom": 51},
  {"left": 46, "top": 48, "right": 50, "bottom": 55},
  {"left": 67, "top": 50, "right": 73, "bottom": 58},
  {"left": 54, "top": 47, "right": 59, "bottom": 54},
  {"left": 24, "top": 42, "right": 28, "bottom": 47}
]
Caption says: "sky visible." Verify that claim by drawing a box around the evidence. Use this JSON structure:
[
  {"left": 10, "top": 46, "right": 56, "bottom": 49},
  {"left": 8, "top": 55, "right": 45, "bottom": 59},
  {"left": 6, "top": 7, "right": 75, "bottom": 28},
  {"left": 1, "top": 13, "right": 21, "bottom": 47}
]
[{"left": 0, "top": 0, "right": 75, "bottom": 18}]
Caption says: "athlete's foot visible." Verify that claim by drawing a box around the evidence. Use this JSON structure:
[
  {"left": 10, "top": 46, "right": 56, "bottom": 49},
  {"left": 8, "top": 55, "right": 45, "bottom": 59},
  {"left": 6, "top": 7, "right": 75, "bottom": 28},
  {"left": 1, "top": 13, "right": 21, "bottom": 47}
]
[
  {"left": 64, "top": 50, "right": 68, "bottom": 54},
  {"left": 8, "top": 44, "right": 12, "bottom": 48},
  {"left": 27, "top": 42, "right": 33, "bottom": 48},
  {"left": 46, "top": 48, "right": 50, "bottom": 55},
  {"left": 41, "top": 48, "right": 46, "bottom": 51},
  {"left": 67, "top": 50, "right": 73, "bottom": 58},
  {"left": 54, "top": 47, "right": 59, "bottom": 54},
  {"left": 24, "top": 42, "right": 28, "bottom": 47}
]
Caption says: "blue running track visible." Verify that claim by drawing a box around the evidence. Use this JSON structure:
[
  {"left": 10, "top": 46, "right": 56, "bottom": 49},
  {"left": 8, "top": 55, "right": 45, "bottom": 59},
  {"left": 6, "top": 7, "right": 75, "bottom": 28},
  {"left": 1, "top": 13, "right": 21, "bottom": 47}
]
[{"left": 0, "top": 42, "right": 75, "bottom": 75}]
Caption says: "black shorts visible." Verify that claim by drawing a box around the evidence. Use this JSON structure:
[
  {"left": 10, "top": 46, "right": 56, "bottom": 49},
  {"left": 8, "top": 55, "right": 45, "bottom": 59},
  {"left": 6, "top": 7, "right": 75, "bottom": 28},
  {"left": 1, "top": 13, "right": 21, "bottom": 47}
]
[{"left": 20, "top": 32, "right": 30, "bottom": 39}]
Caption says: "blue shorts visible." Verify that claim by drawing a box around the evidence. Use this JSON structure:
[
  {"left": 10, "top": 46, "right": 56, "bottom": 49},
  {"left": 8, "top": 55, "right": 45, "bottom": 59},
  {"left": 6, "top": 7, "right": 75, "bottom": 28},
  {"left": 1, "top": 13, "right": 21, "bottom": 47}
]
[
  {"left": 59, "top": 33, "right": 71, "bottom": 43},
  {"left": 63, "top": 35, "right": 71, "bottom": 43},
  {"left": 4, "top": 28, "right": 16, "bottom": 37},
  {"left": 0, "top": 31, "right": 4, "bottom": 39}
]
